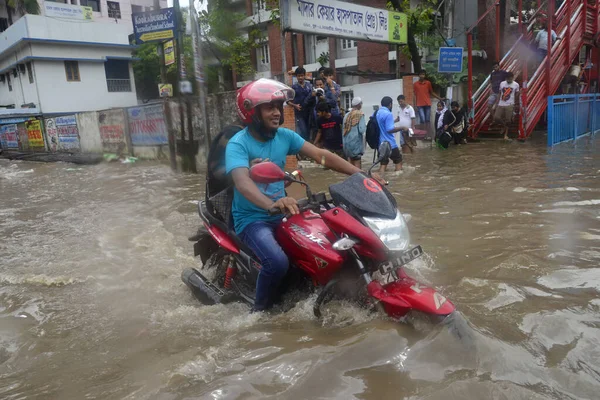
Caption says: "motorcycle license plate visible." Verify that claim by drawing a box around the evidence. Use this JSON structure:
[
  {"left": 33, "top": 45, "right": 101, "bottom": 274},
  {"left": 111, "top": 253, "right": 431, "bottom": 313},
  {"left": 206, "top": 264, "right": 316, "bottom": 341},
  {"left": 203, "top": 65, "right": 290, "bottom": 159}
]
[{"left": 379, "top": 246, "right": 424, "bottom": 274}]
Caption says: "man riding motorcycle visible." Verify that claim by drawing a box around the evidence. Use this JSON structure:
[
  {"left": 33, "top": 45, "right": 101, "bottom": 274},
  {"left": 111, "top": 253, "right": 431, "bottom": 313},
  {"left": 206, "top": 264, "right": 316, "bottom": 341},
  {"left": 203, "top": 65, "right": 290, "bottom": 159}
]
[{"left": 226, "top": 78, "right": 383, "bottom": 312}]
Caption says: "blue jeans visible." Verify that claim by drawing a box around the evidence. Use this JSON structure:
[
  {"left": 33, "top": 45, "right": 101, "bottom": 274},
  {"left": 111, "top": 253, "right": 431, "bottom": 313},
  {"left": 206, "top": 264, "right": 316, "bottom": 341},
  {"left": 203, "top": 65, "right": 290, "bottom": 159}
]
[
  {"left": 417, "top": 106, "right": 431, "bottom": 124},
  {"left": 239, "top": 220, "right": 289, "bottom": 311},
  {"left": 295, "top": 114, "right": 309, "bottom": 141}
]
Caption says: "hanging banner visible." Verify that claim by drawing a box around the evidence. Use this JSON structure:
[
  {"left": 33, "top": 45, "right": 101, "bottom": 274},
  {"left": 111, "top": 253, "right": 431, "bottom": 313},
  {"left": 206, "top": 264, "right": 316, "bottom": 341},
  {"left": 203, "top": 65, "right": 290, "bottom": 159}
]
[
  {"left": 127, "top": 104, "right": 168, "bottom": 146},
  {"left": 164, "top": 40, "right": 175, "bottom": 66},
  {"left": 0, "top": 124, "right": 18, "bottom": 149},
  {"left": 132, "top": 8, "right": 177, "bottom": 44},
  {"left": 25, "top": 120, "right": 44, "bottom": 148},
  {"left": 44, "top": 2, "right": 93, "bottom": 20},
  {"left": 281, "top": 0, "right": 407, "bottom": 44}
]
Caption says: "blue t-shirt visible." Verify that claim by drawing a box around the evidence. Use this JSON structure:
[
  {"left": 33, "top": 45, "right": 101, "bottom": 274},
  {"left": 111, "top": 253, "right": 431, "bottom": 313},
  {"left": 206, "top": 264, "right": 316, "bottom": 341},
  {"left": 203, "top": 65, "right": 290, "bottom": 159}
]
[
  {"left": 376, "top": 107, "right": 398, "bottom": 149},
  {"left": 225, "top": 127, "right": 305, "bottom": 234}
]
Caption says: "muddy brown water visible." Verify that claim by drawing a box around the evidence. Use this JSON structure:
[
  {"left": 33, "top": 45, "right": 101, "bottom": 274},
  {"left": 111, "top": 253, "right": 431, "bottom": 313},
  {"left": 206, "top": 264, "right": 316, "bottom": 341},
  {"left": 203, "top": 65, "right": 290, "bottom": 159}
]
[{"left": 0, "top": 136, "right": 599, "bottom": 399}]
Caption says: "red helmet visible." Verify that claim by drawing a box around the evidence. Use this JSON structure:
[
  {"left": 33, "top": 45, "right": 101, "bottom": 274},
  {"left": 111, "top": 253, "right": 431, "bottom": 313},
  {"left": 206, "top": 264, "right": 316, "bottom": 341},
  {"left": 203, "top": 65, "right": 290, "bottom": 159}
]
[{"left": 236, "top": 78, "right": 295, "bottom": 124}]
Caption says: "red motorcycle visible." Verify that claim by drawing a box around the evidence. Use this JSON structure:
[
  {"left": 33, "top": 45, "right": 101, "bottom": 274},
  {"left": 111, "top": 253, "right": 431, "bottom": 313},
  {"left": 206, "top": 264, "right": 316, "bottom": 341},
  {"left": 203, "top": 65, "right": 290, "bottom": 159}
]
[{"left": 183, "top": 143, "right": 455, "bottom": 320}]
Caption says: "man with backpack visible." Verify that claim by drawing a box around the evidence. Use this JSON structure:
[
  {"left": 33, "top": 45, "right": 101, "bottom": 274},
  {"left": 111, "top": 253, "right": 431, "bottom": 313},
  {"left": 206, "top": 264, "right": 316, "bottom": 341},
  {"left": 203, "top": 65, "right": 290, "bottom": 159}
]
[{"left": 367, "top": 96, "right": 405, "bottom": 179}]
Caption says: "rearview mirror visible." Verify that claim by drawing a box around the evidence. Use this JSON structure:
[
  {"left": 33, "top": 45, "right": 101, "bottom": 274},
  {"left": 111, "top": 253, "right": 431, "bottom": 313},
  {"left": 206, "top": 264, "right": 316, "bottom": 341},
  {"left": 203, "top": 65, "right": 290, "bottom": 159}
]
[
  {"left": 249, "top": 161, "right": 286, "bottom": 184},
  {"left": 377, "top": 141, "right": 392, "bottom": 162}
]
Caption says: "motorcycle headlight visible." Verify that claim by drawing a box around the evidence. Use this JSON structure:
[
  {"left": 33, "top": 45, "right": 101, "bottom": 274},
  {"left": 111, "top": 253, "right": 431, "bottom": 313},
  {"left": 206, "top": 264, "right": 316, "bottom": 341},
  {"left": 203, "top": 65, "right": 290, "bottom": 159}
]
[{"left": 364, "top": 211, "right": 410, "bottom": 252}]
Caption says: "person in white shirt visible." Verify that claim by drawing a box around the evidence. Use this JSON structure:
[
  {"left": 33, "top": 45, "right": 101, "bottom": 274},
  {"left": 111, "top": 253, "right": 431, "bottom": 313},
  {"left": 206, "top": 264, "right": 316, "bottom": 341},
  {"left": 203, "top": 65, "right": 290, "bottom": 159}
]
[
  {"left": 493, "top": 72, "right": 520, "bottom": 141},
  {"left": 394, "top": 95, "right": 417, "bottom": 152},
  {"left": 534, "top": 21, "right": 561, "bottom": 65}
]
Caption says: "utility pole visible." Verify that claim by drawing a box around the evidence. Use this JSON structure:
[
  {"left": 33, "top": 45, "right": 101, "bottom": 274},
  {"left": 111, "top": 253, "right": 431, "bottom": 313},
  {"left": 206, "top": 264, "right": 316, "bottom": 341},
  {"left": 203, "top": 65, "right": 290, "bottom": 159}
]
[
  {"left": 173, "top": 0, "right": 197, "bottom": 172},
  {"left": 190, "top": 0, "right": 211, "bottom": 158},
  {"left": 280, "top": 0, "right": 287, "bottom": 82},
  {"left": 154, "top": 0, "right": 177, "bottom": 171}
]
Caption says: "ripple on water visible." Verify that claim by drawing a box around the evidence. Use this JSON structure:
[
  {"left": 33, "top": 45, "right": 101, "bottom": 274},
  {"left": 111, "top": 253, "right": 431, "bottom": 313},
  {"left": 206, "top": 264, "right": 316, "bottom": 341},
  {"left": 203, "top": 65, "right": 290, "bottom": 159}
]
[{"left": 538, "top": 267, "right": 600, "bottom": 292}]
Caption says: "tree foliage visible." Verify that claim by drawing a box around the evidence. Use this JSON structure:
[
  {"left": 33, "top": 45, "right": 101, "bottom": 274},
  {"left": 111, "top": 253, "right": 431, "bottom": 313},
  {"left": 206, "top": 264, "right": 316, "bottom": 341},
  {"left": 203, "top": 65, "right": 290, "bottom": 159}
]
[
  {"left": 387, "top": 0, "right": 437, "bottom": 73},
  {"left": 199, "top": 0, "right": 264, "bottom": 82},
  {"left": 132, "top": 9, "right": 194, "bottom": 100},
  {"left": 7, "top": 0, "right": 40, "bottom": 23}
]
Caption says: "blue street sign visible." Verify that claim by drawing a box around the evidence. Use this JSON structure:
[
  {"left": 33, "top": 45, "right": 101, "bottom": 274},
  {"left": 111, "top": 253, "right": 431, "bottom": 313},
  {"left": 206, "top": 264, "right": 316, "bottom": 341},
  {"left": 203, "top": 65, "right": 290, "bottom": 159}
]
[
  {"left": 132, "top": 8, "right": 177, "bottom": 44},
  {"left": 438, "top": 47, "right": 464, "bottom": 73}
]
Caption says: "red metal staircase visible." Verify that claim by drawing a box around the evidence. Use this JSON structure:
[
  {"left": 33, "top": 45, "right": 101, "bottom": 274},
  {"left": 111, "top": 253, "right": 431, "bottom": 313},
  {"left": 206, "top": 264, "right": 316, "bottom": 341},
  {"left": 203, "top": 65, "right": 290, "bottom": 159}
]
[{"left": 468, "top": 0, "right": 600, "bottom": 140}]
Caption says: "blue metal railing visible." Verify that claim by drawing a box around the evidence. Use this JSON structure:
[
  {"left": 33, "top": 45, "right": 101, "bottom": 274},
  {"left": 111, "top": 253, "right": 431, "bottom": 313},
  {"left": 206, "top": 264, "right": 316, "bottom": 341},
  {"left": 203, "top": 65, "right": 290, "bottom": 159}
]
[{"left": 547, "top": 94, "right": 600, "bottom": 146}]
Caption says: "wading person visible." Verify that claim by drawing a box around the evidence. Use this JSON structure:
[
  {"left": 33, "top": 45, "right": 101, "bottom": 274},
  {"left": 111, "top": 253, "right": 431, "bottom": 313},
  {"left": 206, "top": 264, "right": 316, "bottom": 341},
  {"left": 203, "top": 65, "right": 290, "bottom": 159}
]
[
  {"left": 414, "top": 70, "right": 444, "bottom": 138},
  {"left": 395, "top": 94, "right": 417, "bottom": 153},
  {"left": 377, "top": 96, "right": 405, "bottom": 179},
  {"left": 314, "top": 102, "right": 344, "bottom": 157},
  {"left": 343, "top": 97, "right": 366, "bottom": 168},
  {"left": 493, "top": 72, "right": 520, "bottom": 141}
]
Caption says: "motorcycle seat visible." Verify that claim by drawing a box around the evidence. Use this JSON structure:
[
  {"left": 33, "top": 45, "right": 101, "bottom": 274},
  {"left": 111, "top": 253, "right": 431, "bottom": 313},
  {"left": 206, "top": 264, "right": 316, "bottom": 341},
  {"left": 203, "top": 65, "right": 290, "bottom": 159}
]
[{"left": 199, "top": 201, "right": 257, "bottom": 260}]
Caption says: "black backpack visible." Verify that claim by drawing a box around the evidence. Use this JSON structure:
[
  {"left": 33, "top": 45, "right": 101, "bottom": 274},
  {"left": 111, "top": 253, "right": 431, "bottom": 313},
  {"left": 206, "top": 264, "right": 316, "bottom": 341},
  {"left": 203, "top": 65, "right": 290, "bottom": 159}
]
[{"left": 365, "top": 110, "right": 380, "bottom": 150}]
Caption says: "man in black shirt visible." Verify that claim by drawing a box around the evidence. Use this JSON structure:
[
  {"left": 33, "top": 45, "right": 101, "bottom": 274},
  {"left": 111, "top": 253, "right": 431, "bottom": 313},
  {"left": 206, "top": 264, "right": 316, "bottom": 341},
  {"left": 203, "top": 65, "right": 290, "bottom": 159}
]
[
  {"left": 314, "top": 102, "right": 343, "bottom": 156},
  {"left": 488, "top": 61, "right": 508, "bottom": 115}
]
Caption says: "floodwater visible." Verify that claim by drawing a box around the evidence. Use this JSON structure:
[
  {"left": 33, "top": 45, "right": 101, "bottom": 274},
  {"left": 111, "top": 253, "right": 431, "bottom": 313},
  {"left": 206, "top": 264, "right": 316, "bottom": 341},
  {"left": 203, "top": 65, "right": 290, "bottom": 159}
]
[{"left": 1, "top": 135, "right": 599, "bottom": 400}]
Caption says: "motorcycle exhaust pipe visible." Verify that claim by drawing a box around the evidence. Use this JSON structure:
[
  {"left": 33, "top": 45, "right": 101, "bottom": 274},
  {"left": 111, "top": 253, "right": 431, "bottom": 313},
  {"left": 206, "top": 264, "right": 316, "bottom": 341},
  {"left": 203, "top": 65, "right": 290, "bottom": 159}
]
[{"left": 182, "top": 268, "right": 225, "bottom": 306}]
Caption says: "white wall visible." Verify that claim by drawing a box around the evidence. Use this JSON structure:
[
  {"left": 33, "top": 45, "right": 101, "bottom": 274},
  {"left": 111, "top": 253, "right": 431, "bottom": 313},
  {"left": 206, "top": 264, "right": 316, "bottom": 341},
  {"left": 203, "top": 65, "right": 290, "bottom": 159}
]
[
  {"left": 27, "top": 14, "right": 131, "bottom": 45},
  {"left": 352, "top": 79, "right": 404, "bottom": 115},
  {"left": 30, "top": 43, "right": 134, "bottom": 60},
  {"left": 76, "top": 110, "right": 103, "bottom": 152},
  {"left": 37, "top": 0, "right": 168, "bottom": 34},
  {"left": 35, "top": 60, "right": 137, "bottom": 113}
]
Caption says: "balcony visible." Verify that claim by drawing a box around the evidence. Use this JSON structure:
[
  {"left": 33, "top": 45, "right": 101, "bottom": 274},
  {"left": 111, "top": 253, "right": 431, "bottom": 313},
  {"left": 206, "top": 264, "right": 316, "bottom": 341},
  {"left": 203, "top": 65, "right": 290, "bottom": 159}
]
[{"left": 107, "top": 79, "right": 132, "bottom": 92}]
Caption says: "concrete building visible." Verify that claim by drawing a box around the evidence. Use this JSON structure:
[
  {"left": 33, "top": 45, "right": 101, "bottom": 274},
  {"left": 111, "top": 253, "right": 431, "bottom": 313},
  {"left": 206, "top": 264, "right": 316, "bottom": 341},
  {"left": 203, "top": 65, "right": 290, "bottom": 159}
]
[
  {"left": 0, "top": 0, "right": 168, "bottom": 117},
  {"left": 0, "top": 0, "right": 168, "bottom": 35},
  {"left": 0, "top": 14, "right": 138, "bottom": 115},
  {"left": 221, "top": 0, "right": 506, "bottom": 112}
]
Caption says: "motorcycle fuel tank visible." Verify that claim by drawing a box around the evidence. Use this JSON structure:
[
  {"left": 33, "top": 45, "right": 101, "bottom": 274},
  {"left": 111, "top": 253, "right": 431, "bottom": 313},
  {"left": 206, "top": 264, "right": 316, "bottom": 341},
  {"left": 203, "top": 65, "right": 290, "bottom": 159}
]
[{"left": 276, "top": 210, "right": 344, "bottom": 286}]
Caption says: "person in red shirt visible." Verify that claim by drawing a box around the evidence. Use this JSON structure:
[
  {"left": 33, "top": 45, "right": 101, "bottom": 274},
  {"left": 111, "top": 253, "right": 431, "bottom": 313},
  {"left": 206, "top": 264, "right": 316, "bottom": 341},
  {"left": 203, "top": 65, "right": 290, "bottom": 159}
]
[{"left": 413, "top": 70, "right": 443, "bottom": 135}]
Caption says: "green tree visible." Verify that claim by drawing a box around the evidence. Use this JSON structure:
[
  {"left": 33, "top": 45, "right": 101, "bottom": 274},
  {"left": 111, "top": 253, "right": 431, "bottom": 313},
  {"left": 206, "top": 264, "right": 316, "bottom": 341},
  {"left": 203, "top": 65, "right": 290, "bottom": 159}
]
[
  {"left": 388, "top": 0, "right": 437, "bottom": 73},
  {"left": 132, "top": 9, "right": 195, "bottom": 100},
  {"left": 199, "top": 0, "right": 264, "bottom": 86},
  {"left": 7, "top": 0, "right": 40, "bottom": 24}
]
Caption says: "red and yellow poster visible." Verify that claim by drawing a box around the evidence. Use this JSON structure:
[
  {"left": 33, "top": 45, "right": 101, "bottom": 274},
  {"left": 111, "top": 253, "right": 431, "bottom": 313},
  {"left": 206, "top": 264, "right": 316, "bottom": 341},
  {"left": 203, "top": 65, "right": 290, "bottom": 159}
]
[{"left": 26, "top": 120, "right": 44, "bottom": 148}]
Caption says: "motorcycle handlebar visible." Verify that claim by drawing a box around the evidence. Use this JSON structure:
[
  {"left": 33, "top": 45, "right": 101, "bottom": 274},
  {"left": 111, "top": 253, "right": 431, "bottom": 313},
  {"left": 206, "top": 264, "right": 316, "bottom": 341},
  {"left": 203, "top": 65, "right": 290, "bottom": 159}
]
[
  {"left": 268, "top": 207, "right": 282, "bottom": 215},
  {"left": 268, "top": 201, "right": 318, "bottom": 217}
]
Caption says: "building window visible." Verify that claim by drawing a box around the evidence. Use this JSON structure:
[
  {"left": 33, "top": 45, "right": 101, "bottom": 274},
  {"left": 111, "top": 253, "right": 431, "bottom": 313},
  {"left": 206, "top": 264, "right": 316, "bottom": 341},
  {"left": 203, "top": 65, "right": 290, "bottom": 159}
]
[
  {"left": 107, "top": 1, "right": 121, "bottom": 19},
  {"left": 80, "top": 0, "right": 100, "bottom": 12},
  {"left": 104, "top": 59, "right": 131, "bottom": 92},
  {"left": 65, "top": 61, "right": 80, "bottom": 82},
  {"left": 343, "top": 91, "right": 354, "bottom": 111},
  {"left": 341, "top": 40, "right": 357, "bottom": 50},
  {"left": 6, "top": 74, "right": 12, "bottom": 91},
  {"left": 259, "top": 43, "right": 270, "bottom": 65},
  {"left": 26, "top": 62, "right": 34, "bottom": 84}
]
